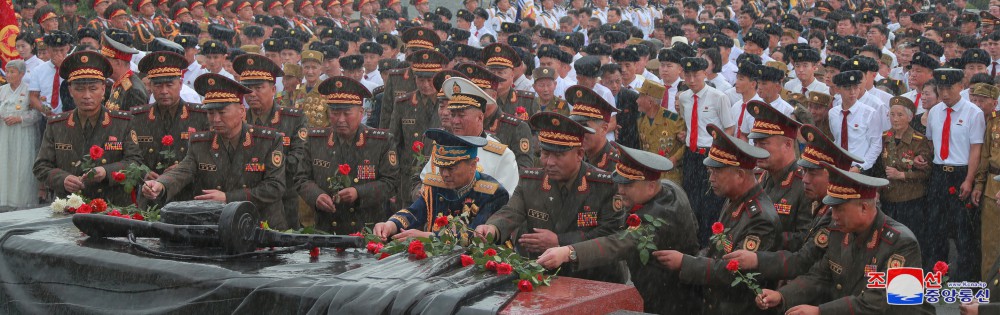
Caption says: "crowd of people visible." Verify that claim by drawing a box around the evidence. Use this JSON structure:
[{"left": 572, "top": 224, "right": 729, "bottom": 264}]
[{"left": 3, "top": 0, "right": 1000, "bottom": 313}]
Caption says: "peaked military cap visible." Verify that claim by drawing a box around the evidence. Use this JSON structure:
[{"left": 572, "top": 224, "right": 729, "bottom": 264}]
[
  {"left": 798, "top": 124, "right": 862, "bottom": 170},
  {"left": 100, "top": 32, "right": 138, "bottom": 62},
  {"left": 530, "top": 112, "right": 595, "bottom": 152},
  {"left": 454, "top": 62, "right": 504, "bottom": 90},
  {"left": 401, "top": 27, "right": 440, "bottom": 51},
  {"left": 636, "top": 79, "right": 666, "bottom": 99},
  {"left": 425, "top": 128, "right": 487, "bottom": 167},
  {"left": 317, "top": 76, "right": 372, "bottom": 109},
  {"left": 932, "top": 68, "right": 964, "bottom": 86},
  {"left": 432, "top": 70, "right": 466, "bottom": 99},
  {"left": 405, "top": 49, "right": 448, "bottom": 77},
  {"left": 443, "top": 76, "right": 495, "bottom": 111},
  {"left": 533, "top": 67, "right": 558, "bottom": 81},
  {"left": 805, "top": 91, "right": 833, "bottom": 108},
  {"left": 833, "top": 70, "right": 863, "bottom": 87},
  {"left": 747, "top": 100, "right": 802, "bottom": 139},
  {"left": 574, "top": 56, "right": 603, "bottom": 78},
  {"left": 889, "top": 96, "right": 916, "bottom": 114},
  {"left": 567, "top": 85, "right": 618, "bottom": 123},
  {"left": 233, "top": 54, "right": 284, "bottom": 85},
  {"left": 59, "top": 51, "right": 113, "bottom": 83},
  {"left": 195, "top": 73, "right": 252, "bottom": 108},
  {"left": 703, "top": 124, "right": 769, "bottom": 169},
  {"left": 139, "top": 51, "right": 189, "bottom": 83},
  {"left": 612, "top": 143, "right": 673, "bottom": 184},
  {"left": 482, "top": 43, "right": 521, "bottom": 69},
  {"left": 822, "top": 161, "right": 889, "bottom": 205}
]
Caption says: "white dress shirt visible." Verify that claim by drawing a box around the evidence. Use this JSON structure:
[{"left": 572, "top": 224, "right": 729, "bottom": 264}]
[
  {"left": 678, "top": 85, "right": 735, "bottom": 148},
  {"left": 720, "top": 61, "right": 738, "bottom": 85},
  {"left": 641, "top": 69, "right": 662, "bottom": 84},
  {"left": 364, "top": 68, "right": 384, "bottom": 87},
  {"left": 628, "top": 74, "right": 645, "bottom": 90},
  {"left": 858, "top": 91, "right": 890, "bottom": 132},
  {"left": 828, "top": 101, "right": 883, "bottom": 170},
  {"left": 27, "top": 61, "right": 63, "bottom": 113},
  {"left": 663, "top": 78, "right": 682, "bottom": 112},
  {"left": 419, "top": 134, "right": 520, "bottom": 192},
  {"left": 148, "top": 84, "right": 203, "bottom": 104},
  {"left": 739, "top": 96, "right": 794, "bottom": 135},
  {"left": 707, "top": 75, "right": 732, "bottom": 92},
  {"left": 926, "top": 99, "right": 986, "bottom": 165},
  {"left": 730, "top": 94, "right": 764, "bottom": 137},
  {"left": 784, "top": 78, "right": 830, "bottom": 95}
]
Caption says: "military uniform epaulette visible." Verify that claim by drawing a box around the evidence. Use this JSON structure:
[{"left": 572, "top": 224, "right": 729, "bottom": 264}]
[
  {"left": 108, "top": 110, "right": 132, "bottom": 120},
  {"left": 279, "top": 106, "right": 304, "bottom": 117},
  {"left": 190, "top": 131, "right": 213, "bottom": 142},
  {"left": 364, "top": 127, "right": 391, "bottom": 140},
  {"left": 307, "top": 127, "right": 330, "bottom": 137},
  {"left": 394, "top": 91, "right": 414, "bottom": 102},
  {"left": 48, "top": 111, "right": 73, "bottom": 124},
  {"left": 423, "top": 173, "right": 446, "bottom": 187},
  {"left": 250, "top": 126, "right": 279, "bottom": 139},
  {"left": 519, "top": 168, "right": 545, "bottom": 179},
  {"left": 746, "top": 198, "right": 763, "bottom": 217},
  {"left": 585, "top": 169, "right": 614, "bottom": 183},
  {"left": 130, "top": 104, "right": 154, "bottom": 114},
  {"left": 880, "top": 221, "right": 903, "bottom": 245},
  {"left": 483, "top": 139, "right": 507, "bottom": 155},
  {"left": 387, "top": 68, "right": 408, "bottom": 76},
  {"left": 912, "top": 132, "right": 925, "bottom": 140},
  {"left": 663, "top": 110, "right": 680, "bottom": 121},
  {"left": 515, "top": 90, "right": 535, "bottom": 100},
  {"left": 372, "top": 85, "right": 385, "bottom": 95},
  {"left": 500, "top": 113, "right": 522, "bottom": 125},
  {"left": 473, "top": 177, "right": 501, "bottom": 194},
  {"left": 188, "top": 103, "right": 208, "bottom": 113}
]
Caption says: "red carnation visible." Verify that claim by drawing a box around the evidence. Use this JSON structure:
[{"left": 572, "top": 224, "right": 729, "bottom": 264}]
[
  {"left": 658, "top": 150, "right": 666, "bottom": 156},
  {"left": 75, "top": 203, "right": 94, "bottom": 214},
  {"left": 626, "top": 214, "right": 641, "bottom": 228},
  {"left": 518, "top": 280, "right": 533, "bottom": 292},
  {"left": 434, "top": 216, "right": 449, "bottom": 228},
  {"left": 90, "top": 198, "right": 108, "bottom": 212},
  {"left": 338, "top": 164, "right": 351, "bottom": 175},
  {"left": 712, "top": 222, "right": 725, "bottom": 235},
  {"left": 485, "top": 260, "right": 498, "bottom": 271},
  {"left": 66, "top": 207, "right": 77, "bottom": 213},
  {"left": 112, "top": 171, "right": 126, "bottom": 182},
  {"left": 933, "top": 261, "right": 949, "bottom": 275},
  {"left": 484, "top": 248, "right": 497, "bottom": 257},
  {"left": 367, "top": 241, "right": 384, "bottom": 254},
  {"left": 89, "top": 145, "right": 104, "bottom": 160},
  {"left": 460, "top": 254, "right": 474, "bottom": 267},
  {"left": 412, "top": 141, "right": 424, "bottom": 153},
  {"left": 131, "top": 213, "right": 144, "bottom": 221},
  {"left": 496, "top": 262, "right": 513, "bottom": 275},
  {"left": 412, "top": 251, "right": 428, "bottom": 260},
  {"left": 378, "top": 252, "right": 390, "bottom": 260},
  {"left": 349, "top": 232, "right": 362, "bottom": 237},
  {"left": 107, "top": 209, "right": 122, "bottom": 217},
  {"left": 310, "top": 247, "right": 320, "bottom": 258},
  {"left": 949, "top": 187, "right": 957, "bottom": 195},
  {"left": 515, "top": 106, "right": 526, "bottom": 114},
  {"left": 161, "top": 135, "right": 175, "bottom": 146},
  {"left": 408, "top": 240, "right": 425, "bottom": 254},
  {"left": 726, "top": 259, "right": 740, "bottom": 272}
]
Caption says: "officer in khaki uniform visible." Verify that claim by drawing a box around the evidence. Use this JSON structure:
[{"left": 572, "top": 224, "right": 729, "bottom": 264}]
[
  {"left": 366, "top": 58, "right": 405, "bottom": 129},
  {"left": 566, "top": 85, "right": 620, "bottom": 172},
  {"left": 805, "top": 91, "right": 835, "bottom": 141},
  {"left": 483, "top": 43, "right": 537, "bottom": 118},
  {"left": 536, "top": 143, "right": 701, "bottom": 314},
  {"left": 746, "top": 101, "right": 813, "bottom": 251},
  {"left": 295, "top": 77, "right": 400, "bottom": 234},
  {"left": 654, "top": 124, "right": 781, "bottom": 315},
  {"left": 129, "top": 51, "right": 210, "bottom": 202},
  {"left": 379, "top": 27, "right": 439, "bottom": 129},
  {"left": 976, "top": 83, "right": 1000, "bottom": 280},
  {"left": 290, "top": 50, "right": 330, "bottom": 128},
  {"left": 759, "top": 162, "right": 935, "bottom": 315},
  {"left": 635, "top": 80, "right": 685, "bottom": 185},
  {"left": 880, "top": 96, "right": 934, "bottom": 255},
  {"left": 457, "top": 63, "right": 536, "bottom": 169},
  {"left": 33, "top": 51, "right": 143, "bottom": 206},
  {"left": 477, "top": 112, "right": 626, "bottom": 284},
  {"left": 143, "top": 73, "right": 289, "bottom": 229},
  {"left": 101, "top": 33, "right": 149, "bottom": 112},
  {"left": 532, "top": 67, "right": 571, "bottom": 117}
]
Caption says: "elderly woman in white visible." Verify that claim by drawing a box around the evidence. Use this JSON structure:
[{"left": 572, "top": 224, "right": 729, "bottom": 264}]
[{"left": 0, "top": 60, "right": 41, "bottom": 209}]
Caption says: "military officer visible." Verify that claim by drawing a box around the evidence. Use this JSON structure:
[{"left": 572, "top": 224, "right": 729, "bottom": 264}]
[
  {"left": 482, "top": 43, "right": 536, "bottom": 117},
  {"left": 724, "top": 124, "right": 864, "bottom": 281},
  {"left": 758, "top": 162, "right": 935, "bottom": 315},
  {"left": 130, "top": 51, "right": 210, "bottom": 202},
  {"left": 366, "top": 58, "right": 406, "bottom": 129},
  {"left": 653, "top": 124, "right": 780, "bottom": 315},
  {"left": 58, "top": 0, "right": 88, "bottom": 33},
  {"left": 142, "top": 73, "right": 289, "bottom": 230},
  {"left": 295, "top": 76, "right": 400, "bottom": 234},
  {"left": 290, "top": 50, "right": 329, "bottom": 128},
  {"left": 33, "top": 51, "right": 142, "bottom": 206},
  {"left": 532, "top": 67, "right": 571, "bottom": 117},
  {"left": 456, "top": 62, "right": 535, "bottom": 169},
  {"left": 635, "top": 80, "right": 685, "bottom": 186},
  {"left": 476, "top": 112, "right": 626, "bottom": 284},
  {"left": 880, "top": 96, "right": 934, "bottom": 257},
  {"left": 963, "top": 245, "right": 1000, "bottom": 314},
  {"left": 746, "top": 100, "right": 812, "bottom": 251},
  {"left": 975, "top": 84, "right": 1000, "bottom": 280},
  {"left": 379, "top": 27, "right": 439, "bottom": 129},
  {"left": 805, "top": 91, "right": 835, "bottom": 141},
  {"left": 567, "top": 85, "right": 620, "bottom": 172},
  {"left": 101, "top": 33, "right": 149, "bottom": 112},
  {"left": 388, "top": 49, "right": 448, "bottom": 206},
  {"left": 374, "top": 128, "right": 509, "bottom": 241},
  {"left": 235, "top": 53, "right": 308, "bottom": 229},
  {"left": 537, "top": 143, "right": 701, "bottom": 314}
]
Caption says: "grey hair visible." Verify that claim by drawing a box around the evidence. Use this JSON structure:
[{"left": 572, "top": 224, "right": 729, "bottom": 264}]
[{"left": 5, "top": 59, "right": 25, "bottom": 74}]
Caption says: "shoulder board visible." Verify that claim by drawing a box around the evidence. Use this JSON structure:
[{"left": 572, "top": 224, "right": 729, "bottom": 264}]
[
  {"left": 585, "top": 169, "right": 614, "bottom": 183},
  {"left": 372, "top": 86, "right": 385, "bottom": 95},
  {"left": 130, "top": 104, "right": 154, "bottom": 114},
  {"left": 663, "top": 110, "right": 679, "bottom": 121},
  {"left": 519, "top": 168, "right": 545, "bottom": 179},
  {"left": 191, "top": 131, "right": 213, "bottom": 142},
  {"left": 912, "top": 132, "right": 925, "bottom": 140},
  {"left": 500, "top": 113, "right": 522, "bottom": 125},
  {"left": 48, "top": 111, "right": 72, "bottom": 124},
  {"left": 746, "top": 199, "right": 762, "bottom": 217},
  {"left": 108, "top": 110, "right": 132, "bottom": 120},
  {"left": 279, "top": 106, "right": 304, "bottom": 117},
  {"left": 388, "top": 68, "right": 407, "bottom": 76},
  {"left": 187, "top": 103, "right": 208, "bottom": 113},
  {"left": 881, "top": 222, "right": 901, "bottom": 245},
  {"left": 364, "top": 127, "right": 391, "bottom": 140},
  {"left": 308, "top": 127, "right": 330, "bottom": 138},
  {"left": 483, "top": 140, "right": 507, "bottom": 155},
  {"left": 251, "top": 126, "right": 278, "bottom": 139},
  {"left": 515, "top": 90, "right": 535, "bottom": 99},
  {"left": 395, "top": 92, "right": 414, "bottom": 102},
  {"left": 473, "top": 178, "right": 500, "bottom": 195},
  {"left": 120, "top": 76, "right": 133, "bottom": 90},
  {"left": 423, "top": 173, "right": 447, "bottom": 188}
]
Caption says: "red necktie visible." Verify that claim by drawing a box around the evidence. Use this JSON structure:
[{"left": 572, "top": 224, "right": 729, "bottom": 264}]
[
  {"left": 51, "top": 68, "right": 59, "bottom": 109},
  {"left": 992, "top": 62, "right": 998, "bottom": 78},
  {"left": 736, "top": 101, "right": 748, "bottom": 136},
  {"left": 941, "top": 107, "right": 953, "bottom": 160},
  {"left": 660, "top": 88, "right": 670, "bottom": 109},
  {"left": 802, "top": 87, "right": 808, "bottom": 95},
  {"left": 914, "top": 93, "right": 921, "bottom": 110},
  {"left": 840, "top": 110, "right": 849, "bottom": 150},
  {"left": 688, "top": 94, "right": 699, "bottom": 151}
]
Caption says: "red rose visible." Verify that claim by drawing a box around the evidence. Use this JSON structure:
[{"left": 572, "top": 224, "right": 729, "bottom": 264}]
[
  {"left": 484, "top": 248, "right": 497, "bottom": 257},
  {"left": 66, "top": 207, "right": 77, "bottom": 213},
  {"left": 378, "top": 252, "right": 390, "bottom": 260},
  {"left": 434, "top": 216, "right": 449, "bottom": 228},
  {"left": 338, "top": 164, "right": 351, "bottom": 175},
  {"left": 90, "top": 198, "right": 107, "bottom": 212},
  {"left": 76, "top": 203, "right": 93, "bottom": 214},
  {"left": 518, "top": 280, "right": 533, "bottom": 292},
  {"left": 310, "top": 247, "right": 320, "bottom": 258},
  {"left": 161, "top": 135, "right": 174, "bottom": 146},
  {"left": 112, "top": 171, "right": 126, "bottom": 182},
  {"left": 726, "top": 259, "right": 740, "bottom": 272},
  {"left": 712, "top": 222, "right": 725, "bottom": 235},
  {"left": 349, "top": 232, "right": 362, "bottom": 237},
  {"left": 496, "top": 262, "right": 513, "bottom": 275},
  {"left": 626, "top": 214, "right": 641, "bottom": 228},
  {"left": 886, "top": 131, "right": 894, "bottom": 137},
  {"left": 629, "top": 204, "right": 643, "bottom": 213},
  {"left": 408, "top": 239, "right": 425, "bottom": 255},
  {"left": 933, "top": 261, "right": 949, "bottom": 275},
  {"left": 460, "top": 254, "right": 474, "bottom": 267},
  {"left": 89, "top": 145, "right": 104, "bottom": 160},
  {"left": 412, "top": 251, "right": 428, "bottom": 260},
  {"left": 367, "top": 241, "right": 384, "bottom": 254},
  {"left": 131, "top": 213, "right": 144, "bottom": 221},
  {"left": 515, "top": 106, "right": 526, "bottom": 114},
  {"left": 657, "top": 150, "right": 665, "bottom": 156},
  {"left": 949, "top": 187, "right": 957, "bottom": 195},
  {"left": 107, "top": 209, "right": 122, "bottom": 217},
  {"left": 966, "top": 203, "right": 975, "bottom": 209},
  {"left": 412, "top": 141, "right": 424, "bottom": 153},
  {"left": 485, "top": 260, "right": 498, "bottom": 271}
]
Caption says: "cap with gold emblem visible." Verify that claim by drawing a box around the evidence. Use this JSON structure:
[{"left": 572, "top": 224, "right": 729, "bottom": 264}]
[
  {"left": 703, "top": 124, "right": 769, "bottom": 169},
  {"left": 499, "top": 22, "right": 521, "bottom": 34},
  {"left": 574, "top": 55, "right": 603, "bottom": 78},
  {"left": 747, "top": 100, "right": 802, "bottom": 139},
  {"left": 454, "top": 62, "right": 504, "bottom": 90},
  {"left": 425, "top": 128, "right": 486, "bottom": 167},
  {"left": 404, "top": 49, "right": 448, "bottom": 77},
  {"left": 790, "top": 48, "right": 821, "bottom": 63},
  {"left": 433, "top": 70, "right": 466, "bottom": 99},
  {"left": 194, "top": 73, "right": 252, "bottom": 109},
  {"left": 233, "top": 54, "right": 284, "bottom": 86},
  {"left": 138, "top": 51, "right": 189, "bottom": 83},
  {"left": 970, "top": 82, "right": 1000, "bottom": 100},
  {"left": 636, "top": 79, "right": 666, "bottom": 99},
  {"left": 317, "top": 76, "right": 372, "bottom": 110},
  {"left": 612, "top": 142, "right": 673, "bottom": 184},
  {"left": 889, "top": 96, "right": 916, "bottom": 114},
  {"left": 799, "top": 124, "right": 862, "bottom": 169},
  {"left": 42, "top": 31, "right": 73, "bottom": 48},
  {"left": 822, "top": 161, "right": 889, "bottom": 205},
  {"left": 529, "top": 112, "right": 595, "bottom": 152},
  {"left": 201, "top": 39, "right": 228, "bottom": 55},
  {"left": 59, "top": 51, "right": 113, "bottom": 83},
  {"left": 932, "top": 68, "right": 964, "bottom": 87},
  {"left": 532, "top": 67, "right": 557, "bottom": 81},
  {"left": 805, "top": 91, "right": 833, "bottom": 108},
  {"left": 282, "top": 63, "right": 302, "bottom": 78},
  {"left": 482, "top": 43, "right": 521, "bottom": 69},
  {"left": 301, "top": 49, "right": 324, "bottom": 64},
  {"left": 833, "top": 70, "right": 863, "bottom": 87},
  {"left": 339, "top": 55, "right": 364, "bottom": 71},
  {"left": 401, "top": 27, "right": 440, "bottom": 51},
  {"left": 757, "top": 64, "right": 786, "bottom": 82},
  {"left": 443, "top": 76, "right": 494, "bottom": 111},
  {"left": 566, "top": 85, "right": 618, "bottom": 123},
  {"left": 680, "top": 57, "right": 708, "bottom": 72}
]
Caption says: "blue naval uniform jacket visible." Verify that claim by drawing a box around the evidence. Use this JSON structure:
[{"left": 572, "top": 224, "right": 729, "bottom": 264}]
[{"left": 389, "top": 172, "right": 510, "bottom": 233}]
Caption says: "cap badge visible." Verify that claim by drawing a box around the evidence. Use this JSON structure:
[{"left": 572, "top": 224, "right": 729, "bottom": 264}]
[
  {"left": 576, "top": 90, "right": 583, "bottom": 97},
  {"left": 158, "top": 55, "right": 166, "bottom": 62},
  {"left": 495, "top": 46, "right": 501, "bottom": 52},
  {"left": 247, "top": 58, "right": 254, "bottom": 65},
  {"left": 807, "top": 132, "right": 815, "bottom": 141},
  {"left": 422, "top": 53, "right": 429, "bottom": 59},
  {"left": 208, "top": 78, "right": 216, "bottom": 85},
  {"left": 542, "top": 69, "right": 549, "bottom": 74},
  {"left": 418, "top": 30, "right": 424, "bottom": 36},
  {"left": 551, "top": 118, "right": 560, "bottom": 126},
  {"left": 335, "top": 80, "right": 343, "bottom": 88},
  {"left": 80, "top": 55, "right": 88, "bottom": 63},
  {"left": 467, "top": 67, "right": 473, "bottom": 74},
  {"left": 453, "top": 84, "right": 461, "bottom": 93}
]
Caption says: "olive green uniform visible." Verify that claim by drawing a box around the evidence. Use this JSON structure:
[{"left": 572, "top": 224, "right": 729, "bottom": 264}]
[
  {"left": 33, "top": 108, "right": 142, "bottom": 206},
  {"left": 484, "top": 109, "right": 534, "bottom": 169},
  {"left": 157, "top": 124, "right": 289, "bottom": 229},
  {"left": 979, "top": 252, "right": 1000, "bottom": 314},
  {"left": 881, "top": 128, "right": 933, "bottom": 203},
  {"left": 585, "top": 141, "right": 619, "bottom": 172},
  {"left": 496, "top": 88, "right": 537, "bottom": 119},
  {"left": 759, "top": 162, "right": 814, "bottom": 251},
  {"left": 296, "top": 126, "right": 400, "bottom": 234},
  {"left": 104, "top": 72, "right": 149, "bottom": 112},
  {"left": 128, "top": 102, "right": 209, "bottom": 202},
  {"left": 388, "top": 91, "right": 440, "bottom": 206},
  {"left": 756, "top": 202, "right": 834, "bottom": 280},
  {"left": 486, "top": 163, "right": 627, "bottom": 284},
  {"left": 976, "top": 110, "right": 1000, "bottom": 279},
  {"left": 289, "top": 83, "right": 329, "bottom": 128},
  {"left": 378, "top": 68, "right": 417, "bottom": 129},
  {"left": 637, "top": 107, "right": 685, "bottom": 185},
  {"left": 537, "top": 97, "right": 571, "bottom": 117},
  {"left": 246, "top": 105, "right": 308, "bottom": 228}
]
